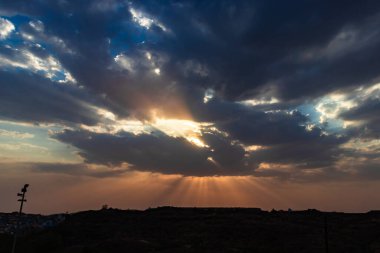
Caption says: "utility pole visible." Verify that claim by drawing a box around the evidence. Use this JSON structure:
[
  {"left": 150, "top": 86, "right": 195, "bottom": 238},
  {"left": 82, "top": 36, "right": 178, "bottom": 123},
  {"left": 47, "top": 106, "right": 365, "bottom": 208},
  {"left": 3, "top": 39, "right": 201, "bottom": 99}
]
[{"left": 11, "top": 184, "right": 29, "bottom": 253}]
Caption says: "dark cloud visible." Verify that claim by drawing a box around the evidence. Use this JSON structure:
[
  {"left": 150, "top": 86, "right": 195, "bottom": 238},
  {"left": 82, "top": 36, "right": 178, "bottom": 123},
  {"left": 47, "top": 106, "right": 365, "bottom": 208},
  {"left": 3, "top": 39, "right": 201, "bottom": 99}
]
[
  {"left": 342, "top": 98, "right": 380, "bottom": 122},
  {"left": 131, "top": 0, "right": 380, "bottom": 100},
  {"left": 202, "top": 131, "right": 253, "bottom": 174},
  {"left": 250, "top": 135, "right": 348, "bottom": 169},
  {"left": 200, "top": 100, "right": 349, "bottom": 170},
  {"left": 190, "top": 98, "right": 348, "bottom": 163},
  {"left": 2, "top": 0, "right": 380, "bottom": 118},
  {"left": 217, "top": 110, "right": 314, "bottom": 146},
  {"left": 340, "top": 98, "right": 380, "bottom": 138},
  {"left": 52, "top": 124, "right": 348, "bottom": 177},
  {"left": 1, "top": 0, "right": 380, "bottom": 179},
  {"left": 270, "top": 145, "right": 380, "bottom": 182},
  {"left": 0, "top": 70, "right": 100, "bottom": 125},
  {"left": 53, "top": 129, "right": 258, "bottom": 176}
]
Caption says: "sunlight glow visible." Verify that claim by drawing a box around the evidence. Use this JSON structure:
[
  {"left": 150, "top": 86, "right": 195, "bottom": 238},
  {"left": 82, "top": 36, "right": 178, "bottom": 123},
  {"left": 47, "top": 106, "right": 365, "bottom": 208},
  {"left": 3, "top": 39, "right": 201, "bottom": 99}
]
[
  {"left": 81, "top": 108, "right": 212, "bottom": 148},
  {"left": 151, "top": 118, "right": 211, "bottom": 148},
  {"left": 148, "top": 175, "right": 287, "bottom": 208},
  {"left": 97, "top": 108, "right": 117, "bottom": 121},
  {"left": 186, "top": 136, "right": 209, "bottom": 148},
  {"left": 243, "top": 145, "right": 265, "bottom": 152},
  {"left": 241, "top": 97, "right": 279, "bottom": 106},
  {"left": 80, "top": 120, "right": 147, "bottom": 135}
]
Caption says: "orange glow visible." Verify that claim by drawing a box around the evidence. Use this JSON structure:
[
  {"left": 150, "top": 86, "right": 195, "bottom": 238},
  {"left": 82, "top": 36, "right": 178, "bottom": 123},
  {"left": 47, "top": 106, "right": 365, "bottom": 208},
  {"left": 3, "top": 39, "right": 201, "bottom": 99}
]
[
  {"left": 2, "top": 168, "right": 380, "bottom": 214},
  {"left": 143, "top": 175, "right": 289, "bottom": 208}
]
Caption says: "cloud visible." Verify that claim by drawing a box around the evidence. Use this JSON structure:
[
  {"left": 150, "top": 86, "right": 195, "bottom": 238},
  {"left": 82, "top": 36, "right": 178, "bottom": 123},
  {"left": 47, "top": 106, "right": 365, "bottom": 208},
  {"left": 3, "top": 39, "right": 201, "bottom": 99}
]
[
  {"left": 195, "top": 100, "right": 350, "bottom": 171},
  {"left": 0, "top": 17, "right": 14, "bottom": 39},
  {"left": 0, "top": 129, "right": 34, "bottom": 139},
  {"left": 0, "top": 162, "right": 129, "bottom": 178},
  {"left": 29, "top": 162, "right": 129, "bottom": 178},
  {"left": 2, "top": 0, "right": 379, "bottom": 117},
  {"left": 0, "top": 0, "right": 380, "bottom": 180},
  {"left": 0, "top": 143, "right": 47, "bottom": 152},
  {"left": 54, "top": 129, "right": 213, "bottom": 176},
  {"left": 0, "top": 70, "right": 100, "bottom": 125},
  {"left": 53, "top": 128, "right": 259, "bottom": 176},
  {"left": 0, "top": 45, "right": 76, "bottom": 83},
  {"left": 217, "top": 109, "right": 314, "bottom": 146},
  {"left": 340, "top": 97, "right": 380, "bottom": 138},
  {"left": 249, "top": 135, "right": 348, "bottom": 169},
  {"left": 126, "top": 0, "right": 380, "bottom": 101}
]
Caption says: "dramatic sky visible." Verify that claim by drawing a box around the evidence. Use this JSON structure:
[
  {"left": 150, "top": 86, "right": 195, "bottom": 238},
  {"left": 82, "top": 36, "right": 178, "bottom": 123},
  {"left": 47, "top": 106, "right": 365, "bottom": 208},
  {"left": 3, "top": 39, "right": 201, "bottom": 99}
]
[{"left": 1, "top": 0, "right": 380, "bottom": 213}]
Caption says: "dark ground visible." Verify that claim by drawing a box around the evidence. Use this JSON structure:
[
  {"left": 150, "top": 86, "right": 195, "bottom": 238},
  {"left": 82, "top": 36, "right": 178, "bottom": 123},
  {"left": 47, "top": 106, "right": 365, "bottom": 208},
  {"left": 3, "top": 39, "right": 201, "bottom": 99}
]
[{"left": 1, "top": 207, "right": 380, "bottom": 253}]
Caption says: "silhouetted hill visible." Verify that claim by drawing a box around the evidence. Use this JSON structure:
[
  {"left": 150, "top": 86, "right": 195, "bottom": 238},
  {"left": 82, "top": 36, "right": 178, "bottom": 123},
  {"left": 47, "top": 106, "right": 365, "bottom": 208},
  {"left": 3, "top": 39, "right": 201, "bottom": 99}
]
[{"left": 1, "top": 207, "right": 380, "bottom": 253}]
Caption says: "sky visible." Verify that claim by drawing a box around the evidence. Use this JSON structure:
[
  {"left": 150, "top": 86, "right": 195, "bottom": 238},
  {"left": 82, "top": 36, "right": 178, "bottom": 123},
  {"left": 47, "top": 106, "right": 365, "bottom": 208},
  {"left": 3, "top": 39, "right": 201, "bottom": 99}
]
[{"left": 0, "top": 0, "right": 380, "bottom": 214}]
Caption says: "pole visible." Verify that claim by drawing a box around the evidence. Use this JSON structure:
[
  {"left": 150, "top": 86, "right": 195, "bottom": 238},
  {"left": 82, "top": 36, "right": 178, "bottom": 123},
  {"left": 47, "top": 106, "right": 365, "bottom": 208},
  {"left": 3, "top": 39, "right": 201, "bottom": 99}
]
[{"left": 11, "top": 184, "right": 29, "bottom": 253}]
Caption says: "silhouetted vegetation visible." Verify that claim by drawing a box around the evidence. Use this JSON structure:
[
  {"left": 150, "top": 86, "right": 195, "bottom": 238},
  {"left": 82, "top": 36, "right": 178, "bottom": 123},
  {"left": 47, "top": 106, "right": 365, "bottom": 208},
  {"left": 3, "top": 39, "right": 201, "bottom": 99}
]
[{"left": 1, "top": 207, "right": 380, "bottom": 253}]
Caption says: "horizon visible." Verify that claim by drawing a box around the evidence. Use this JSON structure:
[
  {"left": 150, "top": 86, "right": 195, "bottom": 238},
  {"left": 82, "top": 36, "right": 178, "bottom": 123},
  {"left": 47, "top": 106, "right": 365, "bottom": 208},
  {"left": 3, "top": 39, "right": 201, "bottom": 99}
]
[
  {"left": 3, "top": 205, "right": 380, "bottom": 216},
  {"left": 1, "top": 0, "right": 380, "bottom": 214}
]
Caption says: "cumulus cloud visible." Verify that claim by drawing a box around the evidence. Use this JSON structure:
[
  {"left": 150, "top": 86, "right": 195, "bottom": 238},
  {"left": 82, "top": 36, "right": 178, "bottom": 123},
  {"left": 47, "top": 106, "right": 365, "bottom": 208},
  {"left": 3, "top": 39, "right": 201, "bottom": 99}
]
[
  {"left": 54, "top": 129, "right": 213, "bottom": 176},
  {"left": 0, "top": 17, "right": 14, "bottom": 39},
  {"left": 52, "top": 127, "right": 261, "bottom": 176}
]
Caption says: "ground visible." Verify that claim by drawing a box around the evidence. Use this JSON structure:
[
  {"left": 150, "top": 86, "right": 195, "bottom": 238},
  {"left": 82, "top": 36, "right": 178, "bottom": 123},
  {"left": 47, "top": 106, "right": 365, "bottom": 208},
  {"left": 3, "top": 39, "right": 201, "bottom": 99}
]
[{"left": 1, "top": 207, "right": 380, "bottom": 253}]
